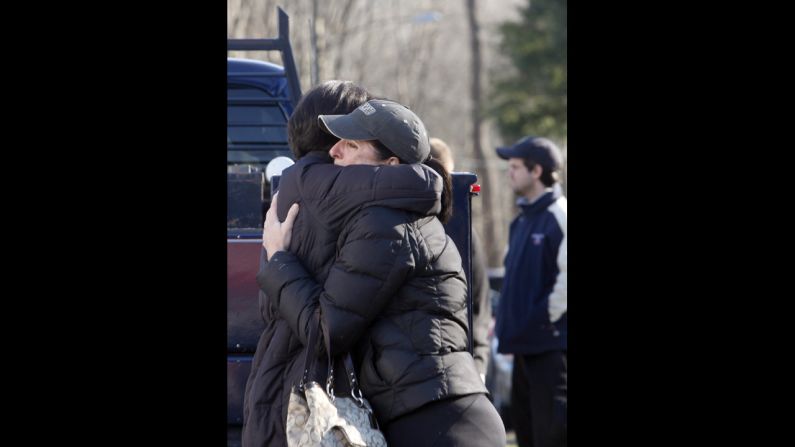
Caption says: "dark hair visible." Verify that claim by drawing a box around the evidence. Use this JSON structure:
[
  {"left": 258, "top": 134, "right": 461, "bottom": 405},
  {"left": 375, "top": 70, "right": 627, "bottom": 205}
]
[
  {"left": 288, "top": 81, "right": 372, "bottom": 159},
  {"left": 372, "top": 140, "right": 453, "bottom": 224},
  {"left": 522, "top": 159, "right": 558, "bottom": 187}
]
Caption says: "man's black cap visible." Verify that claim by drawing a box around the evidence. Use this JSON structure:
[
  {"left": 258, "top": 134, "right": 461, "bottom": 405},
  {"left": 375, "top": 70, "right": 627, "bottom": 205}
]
[{"left": 496, "top": 136, "right": 563, "bottom": 172}]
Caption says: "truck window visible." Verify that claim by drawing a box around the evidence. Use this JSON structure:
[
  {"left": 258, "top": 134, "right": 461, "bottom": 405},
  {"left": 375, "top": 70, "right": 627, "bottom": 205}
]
[
  {"left": 227, "top": 84, "right": 290, "bottom": 237},
  {"left": 227, "top": 169, "right": 265, "bottom": 233}
]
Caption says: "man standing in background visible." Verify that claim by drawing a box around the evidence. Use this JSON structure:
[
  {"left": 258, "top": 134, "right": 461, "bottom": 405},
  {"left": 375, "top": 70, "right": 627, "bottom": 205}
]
[{"left": 495, "top": 136, "right": 567, "bottom": 447}]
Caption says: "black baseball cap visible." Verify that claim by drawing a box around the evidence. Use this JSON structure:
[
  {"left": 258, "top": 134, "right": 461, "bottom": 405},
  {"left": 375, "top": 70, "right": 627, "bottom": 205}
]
[
  {"left": 496, "top": 136, "right": 562, "bottom": 172},
  {"left": 318, "top": 99, "right": 430, "bottom": 164}
]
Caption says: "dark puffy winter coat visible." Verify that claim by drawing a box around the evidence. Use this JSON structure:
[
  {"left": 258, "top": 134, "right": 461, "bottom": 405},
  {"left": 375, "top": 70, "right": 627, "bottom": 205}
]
[
  {"left": 242, "top": 153, "right": 450, "bottom": 446},
  {"left": 258, "top": 155, "right": 487, "bottom": 426}
]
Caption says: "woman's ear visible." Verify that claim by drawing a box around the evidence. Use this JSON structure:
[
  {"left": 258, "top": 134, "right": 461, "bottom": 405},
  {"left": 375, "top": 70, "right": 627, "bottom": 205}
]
[{"left": 386, "top": 157, "right": 400, "bottom": 166}]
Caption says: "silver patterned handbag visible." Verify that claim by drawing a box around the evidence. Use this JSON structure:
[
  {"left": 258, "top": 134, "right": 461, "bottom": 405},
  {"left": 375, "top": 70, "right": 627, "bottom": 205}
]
[{"left": 286, "top": 313, "right": 387, "bottom": 447}]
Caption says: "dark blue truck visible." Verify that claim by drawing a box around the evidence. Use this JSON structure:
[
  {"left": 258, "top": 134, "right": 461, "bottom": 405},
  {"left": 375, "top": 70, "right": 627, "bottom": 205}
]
[{"left": 226, "top": 9, "right": 479, "bottom": 446}]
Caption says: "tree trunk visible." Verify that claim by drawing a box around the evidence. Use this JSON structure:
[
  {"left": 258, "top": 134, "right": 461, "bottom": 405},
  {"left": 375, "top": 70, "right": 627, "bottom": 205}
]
[{"left": 466, "top": 0, "right": 501, "bottom": 268}]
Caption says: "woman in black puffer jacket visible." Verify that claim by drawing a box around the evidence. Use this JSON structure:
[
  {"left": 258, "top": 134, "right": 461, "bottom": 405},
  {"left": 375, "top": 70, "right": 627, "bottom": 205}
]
[
  {"left": 260, "top": 99, "right": 506, "bottom": 446},
  {"left": 241, "top": 82, "right": 439, "bottom": 447}
]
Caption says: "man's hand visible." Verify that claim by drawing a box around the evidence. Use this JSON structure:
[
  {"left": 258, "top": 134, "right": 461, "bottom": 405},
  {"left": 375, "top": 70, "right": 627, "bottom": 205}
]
[{"left": 263, "top": 193, "right": 300, "bottom": 261}]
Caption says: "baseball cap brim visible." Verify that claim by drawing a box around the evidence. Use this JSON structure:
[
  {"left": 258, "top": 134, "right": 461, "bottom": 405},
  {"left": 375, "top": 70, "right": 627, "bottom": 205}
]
[
  {"left": 495, "top": 146, "right": 524, "bottom": 160},
  {"left": 318, "top": 114, "right": 376, "bottom": 141}
]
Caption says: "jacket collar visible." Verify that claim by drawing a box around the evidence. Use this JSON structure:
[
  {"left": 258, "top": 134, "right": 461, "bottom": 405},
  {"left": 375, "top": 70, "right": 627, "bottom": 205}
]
[{"left": 517, "top": 188, "right": 558, "bottom": 216}]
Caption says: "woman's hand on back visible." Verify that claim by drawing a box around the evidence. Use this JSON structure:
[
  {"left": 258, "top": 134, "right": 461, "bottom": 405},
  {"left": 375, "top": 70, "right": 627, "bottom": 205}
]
[{"left": 263, "top": 192, "right": 300, "bottom": 261}]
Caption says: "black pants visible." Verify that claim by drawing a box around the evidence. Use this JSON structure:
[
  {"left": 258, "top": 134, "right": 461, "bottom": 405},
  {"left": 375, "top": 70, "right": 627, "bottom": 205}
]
[
  {"left": 511, "top": 350, "right": 567, "bottom": 447},
  {"left": 384, "top": 393, "right": 506, "bottom": 447}
]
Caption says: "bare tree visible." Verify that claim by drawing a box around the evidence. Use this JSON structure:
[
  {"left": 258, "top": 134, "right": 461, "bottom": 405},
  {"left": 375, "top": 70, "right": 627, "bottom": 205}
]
[
  {"left": 330, "top": 0, "right": 359, "bottom": 78},
  {"left": 465, "top": 0, "right": 503, "bottom": 267},
  {"left": 309, "top": 0, "right": 320, "bottom": 86}
]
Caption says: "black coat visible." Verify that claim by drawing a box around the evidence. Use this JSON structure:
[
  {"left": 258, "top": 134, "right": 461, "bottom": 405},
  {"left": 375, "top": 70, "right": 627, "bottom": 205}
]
[
  {"left": 242, "top": 153, "right": 446, "bottom": 446},
  {"left": 258, "top": 155, "right": 487, "bottom": 426}
]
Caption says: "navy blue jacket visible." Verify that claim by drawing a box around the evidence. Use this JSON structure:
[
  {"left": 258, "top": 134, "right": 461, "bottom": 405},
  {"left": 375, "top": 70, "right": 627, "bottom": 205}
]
[{"left": 496, "top": 189, "right": 567, "bottom": 355}]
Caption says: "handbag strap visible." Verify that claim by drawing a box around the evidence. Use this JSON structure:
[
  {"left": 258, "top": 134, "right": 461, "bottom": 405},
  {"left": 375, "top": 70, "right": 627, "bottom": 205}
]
[
  {"left": 342, "top": 352, "right": 366, "bottom": 406},
  {"left": 319, "top": 317, "right": 366, "bottom": 407},
  {"left": 297, "top": 310, "right": 322, "bottom": 392}
]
